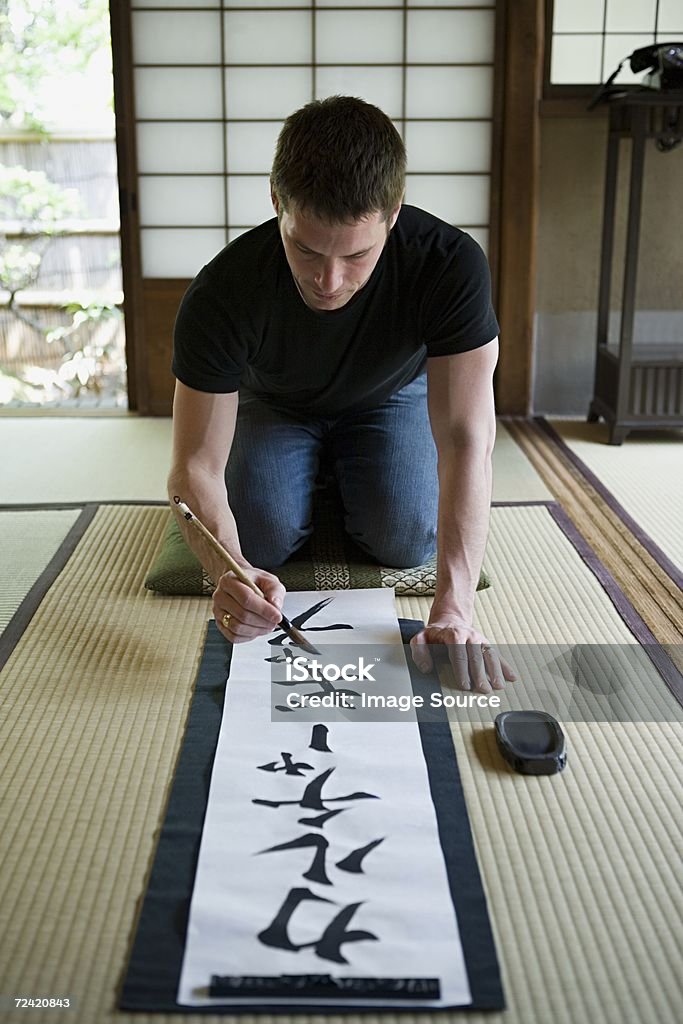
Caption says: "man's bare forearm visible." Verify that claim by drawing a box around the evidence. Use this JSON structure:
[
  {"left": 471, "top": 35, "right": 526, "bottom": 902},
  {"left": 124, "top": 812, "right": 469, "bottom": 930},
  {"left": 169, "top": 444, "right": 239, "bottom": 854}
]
[
  {"left": 432, "top": 440, "right": 493, "bottom": 625},
  {"left": 167, "top": 467, "right": 250, "bottom": 585}
]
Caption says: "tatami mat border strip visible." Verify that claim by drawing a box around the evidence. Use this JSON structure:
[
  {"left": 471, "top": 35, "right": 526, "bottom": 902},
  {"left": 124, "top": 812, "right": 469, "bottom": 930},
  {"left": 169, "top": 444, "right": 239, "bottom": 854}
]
[
  {"left": 490, "top": 500, "right": 555, "bottom": 507},
  {"left": 502, "top": 417, "right": 683, "bottom": 648},
  {"left": 0, "top": 500, "right": 170, "bottom": 511},
  {"left": 547, "top": 503, "right": 683, "bottom": 709},
  {"left": 0, "top": 505, "right": 97, "bottom": 674},
  {"left": 536, "top": 417, "right": 683, "bottom": 591},
  {"left": 1, "top": 500, "right": 550, "bottom": 511}
]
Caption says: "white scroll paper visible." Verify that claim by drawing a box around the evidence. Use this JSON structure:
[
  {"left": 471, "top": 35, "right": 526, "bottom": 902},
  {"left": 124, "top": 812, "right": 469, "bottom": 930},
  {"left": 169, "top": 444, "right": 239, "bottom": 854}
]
[{"left": 177, "top": 588, "right": 470, "bottom": 1008}]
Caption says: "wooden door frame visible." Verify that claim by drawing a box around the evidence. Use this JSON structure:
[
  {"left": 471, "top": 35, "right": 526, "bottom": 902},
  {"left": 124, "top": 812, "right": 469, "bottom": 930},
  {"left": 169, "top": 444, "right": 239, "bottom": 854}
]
[
  {"left": 110, "top": 0, "right": 144, "bottom": 412},
  {"left": 491, "top": 0, "right": 544, "bottom": 414},
  {"left": 110, "top": 0, "right": 544, "bottom": 416}
]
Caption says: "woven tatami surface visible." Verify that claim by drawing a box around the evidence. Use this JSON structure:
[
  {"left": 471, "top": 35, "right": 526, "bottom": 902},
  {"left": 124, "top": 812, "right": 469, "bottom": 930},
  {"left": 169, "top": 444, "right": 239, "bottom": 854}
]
[
  {"left": 548, "top": 420, "right": 683, "bottom": 574},
  {"left": 0, "top": 504, "right": 681, "bottom": 1024},
  {"left": 505, "top": 420, "right": 682, "bottom": 655},
  {"left": 0, "top": 417, "right": 550, "bottom": 506},
  {"left": 0, "top": 509, "right": 81, "bottom": 632}
]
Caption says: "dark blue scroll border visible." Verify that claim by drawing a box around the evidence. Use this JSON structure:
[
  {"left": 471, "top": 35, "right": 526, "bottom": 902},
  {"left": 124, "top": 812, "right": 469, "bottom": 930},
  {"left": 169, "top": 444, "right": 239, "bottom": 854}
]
[{"left": 119, "top": 619, "right": 505, "bottom": 1013}]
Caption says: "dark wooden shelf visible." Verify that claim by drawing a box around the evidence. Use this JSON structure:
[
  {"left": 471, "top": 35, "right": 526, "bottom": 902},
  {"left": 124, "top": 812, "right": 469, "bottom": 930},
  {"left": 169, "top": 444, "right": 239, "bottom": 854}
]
[
  {"left": 588, "top": 94, "right": 683, "bottom": 444},
  {"left": 601, "top": 343, "right": 683, "bottom": 367}
]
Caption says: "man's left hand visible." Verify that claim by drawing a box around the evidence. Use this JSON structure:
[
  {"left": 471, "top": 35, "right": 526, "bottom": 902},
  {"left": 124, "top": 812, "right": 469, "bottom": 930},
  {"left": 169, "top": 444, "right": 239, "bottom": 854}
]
[{"left": 410, "top": 616, "right": 517, "bottom": 693}]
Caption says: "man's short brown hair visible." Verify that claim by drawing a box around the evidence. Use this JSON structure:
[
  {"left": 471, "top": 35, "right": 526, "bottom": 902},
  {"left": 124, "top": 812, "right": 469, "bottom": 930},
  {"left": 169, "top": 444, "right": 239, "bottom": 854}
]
[{"left": 270, "top": 96, "right": 406, "bottom": 223}]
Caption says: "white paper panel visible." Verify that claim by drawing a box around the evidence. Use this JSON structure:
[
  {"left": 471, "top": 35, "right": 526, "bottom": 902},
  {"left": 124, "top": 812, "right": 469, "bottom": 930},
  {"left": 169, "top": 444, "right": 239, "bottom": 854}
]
[
  {"left": 228, "top": 228, "right": 249, "bottom": 243},
  {"left": 315, "top": 67, "right": 403, "bottom": 118},
  {"left": 228, "top": 176, "right": 274, "bottom": 226},
  {"left": 227, "top": 122, "right": 283, "bottom": 173},
  {"left": 406, "top": 10, "right": 495, "bottom": 63},
  {"left": 224, "top": 0, "right": 309, "bottom": 6},
  {"left": 224, "top": 12, "right": 312, "bottom": 64},
  {"left": 135, "top": 68, "right": 223, "bottom": 120},
  {"left": 138, "top": 176, "right": 225, "bottom": 227},
  {"left": 136, "top": 124, "right": 224, "bottom": 173},
  {"left": 602, "top": 34, "right": 656, "bottom": 82},
  {"left": 409, "top": 0, "right": 494, "bottom": 5},
  {"left": 404, "top": 174, "right": 490, "bottom": 226},
  {"left": 605, "top": 0, "right": 657, "bottom": 33},
  {"left": 316, "top": 11, "right": 404, "bottom": 63},
  {"left": 225, "top": 68, "right": 311, "bottom": 119},
  {"left": 550, "top": 34, "right": 603, "bottom": 84},
  {"left": 405, "top": 122, "right": 492, "bottom": 173},
  {"left": 316, "top": 0, "right": 396, "bottom": 7},
  {"left": 658, "top": 0, "right": 683, "bottom": 32},
  {"left": 177, "top": 590, "right": 471, "bottom": 1010},
  {"left": 141, "top": 228, "right": 226, "bottom": 277},
  {"left": 406, "top": 67, "right": 493, "bottom": 119},
  {"left": 553, "top": 0, "right": 605, "bottom": 33},
  {"left": 132, "top": 11, "right": 221, "bottom": 65},
  {"left": 133, "top": 0, "right": 219, "bottom": 6}
]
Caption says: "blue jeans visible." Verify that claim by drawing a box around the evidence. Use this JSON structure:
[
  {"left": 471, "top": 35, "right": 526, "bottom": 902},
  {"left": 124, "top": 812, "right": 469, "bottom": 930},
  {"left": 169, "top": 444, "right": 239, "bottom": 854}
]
[{"left": 225, "top": 373, "right": 438, "bottom": 569}]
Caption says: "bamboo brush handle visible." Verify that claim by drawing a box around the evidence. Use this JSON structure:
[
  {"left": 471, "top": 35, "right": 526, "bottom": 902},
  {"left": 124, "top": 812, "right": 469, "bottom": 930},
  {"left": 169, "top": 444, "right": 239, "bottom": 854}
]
[
  {"left": 174, "top": 498, "right": 264, "bottom": 597},
  {"left": 171, "top": 496, "right": 321, "bottom": 655}
]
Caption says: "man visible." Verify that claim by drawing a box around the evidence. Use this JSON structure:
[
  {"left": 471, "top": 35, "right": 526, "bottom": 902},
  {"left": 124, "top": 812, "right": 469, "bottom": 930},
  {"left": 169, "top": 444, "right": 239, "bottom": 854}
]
[{"left": 168, "top": 96, "right": 515, "bottom": 693}]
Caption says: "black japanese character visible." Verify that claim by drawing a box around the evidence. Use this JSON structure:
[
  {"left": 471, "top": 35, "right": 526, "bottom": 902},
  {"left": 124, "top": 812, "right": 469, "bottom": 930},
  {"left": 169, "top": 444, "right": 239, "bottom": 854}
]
[
  {"left": 258, "top": 752, "right": 314, "bottom": 776},
  {"left": 310, "top": 724, "right": 331, "bottom": 752},
  {"left": 258, "top": 833, "right": 385, "bottom": 886},
  {"left": 268, "top": 598, "right": 354, "bottom": 648},
  {"left": 258, "top": 887, "right": 378, "bottom": 964},
  {"left": 253, "top": 767, "right": 378, "bottom": 828}
]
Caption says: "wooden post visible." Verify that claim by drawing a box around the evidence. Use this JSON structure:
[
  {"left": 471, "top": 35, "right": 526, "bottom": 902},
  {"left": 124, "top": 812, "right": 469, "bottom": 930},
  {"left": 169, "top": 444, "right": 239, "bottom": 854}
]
[{"left": 494, "top": 0, "right": 544, "bottom": 415}]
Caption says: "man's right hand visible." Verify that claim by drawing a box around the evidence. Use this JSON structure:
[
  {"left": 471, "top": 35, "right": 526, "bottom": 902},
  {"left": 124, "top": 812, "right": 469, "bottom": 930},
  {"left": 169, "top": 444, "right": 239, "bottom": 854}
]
[{"left": 213, "top": 567, "right": 287, "bottom": 644}]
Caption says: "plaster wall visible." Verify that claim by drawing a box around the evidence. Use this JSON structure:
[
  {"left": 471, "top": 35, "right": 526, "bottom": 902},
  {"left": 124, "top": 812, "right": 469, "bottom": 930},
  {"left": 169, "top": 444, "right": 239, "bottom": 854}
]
[{"left": 533, "top": 113, "right": 683, "bottom": 414}]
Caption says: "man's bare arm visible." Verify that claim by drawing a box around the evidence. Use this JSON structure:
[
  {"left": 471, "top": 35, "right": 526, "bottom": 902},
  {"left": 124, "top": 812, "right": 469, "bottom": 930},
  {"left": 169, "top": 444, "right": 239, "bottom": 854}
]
[
  {"left": 167, "top": 382, "right": 245, "bottom": 579},
  {"left": 167, "top": 381, "right": 284, "bottom": 640},
  {"left": 410, "top": 340, "right": 516, "bottom": 691}
]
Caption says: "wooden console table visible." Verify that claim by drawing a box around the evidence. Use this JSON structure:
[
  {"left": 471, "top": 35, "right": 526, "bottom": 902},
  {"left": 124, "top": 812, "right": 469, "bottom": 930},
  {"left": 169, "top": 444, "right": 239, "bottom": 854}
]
[{"left": 588, "top": 92, "right": 683, "bottom": 444}]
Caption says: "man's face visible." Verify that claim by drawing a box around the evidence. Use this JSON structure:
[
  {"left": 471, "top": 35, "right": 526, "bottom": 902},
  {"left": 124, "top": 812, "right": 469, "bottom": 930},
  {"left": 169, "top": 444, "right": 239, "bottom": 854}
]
[{"left": 274, "top": 198, "right": 399, "bottom": 312}]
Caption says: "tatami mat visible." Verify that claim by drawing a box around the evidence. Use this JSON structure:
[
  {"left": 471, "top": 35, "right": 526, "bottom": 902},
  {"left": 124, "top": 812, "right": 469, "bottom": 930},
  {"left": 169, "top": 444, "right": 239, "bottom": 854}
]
[
  {"left": 1, "top": 504, "right": 681, "bottom": 1023},
  {"left": 505, "top": 419, "right": 682, "bottom": 659},
  {"left": 0, "top": 416, "right": 549, "bottom": 505},
  {"left": 0, "top": 508, "right": 81, "bottom": 632},
  {"left": 401, "top": 504, "right": 647, "bottom": 646},
  {"left": 0, "top": 417, "right": 173, "bottom": 503},
  {"left": 548, "top": 419, "right": 683, "bottom": 573},
  {"left": 492, "top": 421, "right": 552, "bottom": 501}
]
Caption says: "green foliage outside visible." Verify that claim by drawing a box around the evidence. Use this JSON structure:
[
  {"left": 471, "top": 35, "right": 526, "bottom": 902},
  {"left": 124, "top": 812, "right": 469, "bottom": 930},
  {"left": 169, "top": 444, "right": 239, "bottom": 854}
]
[
  {"left": 0, "top": 163, "right": 79, "bottom": 294},
  {"left": 0, "top": 0, "right": 112, "bottom": 133},
  {"left": 0, "top": 0, "right": 123, "bottom": 405}
]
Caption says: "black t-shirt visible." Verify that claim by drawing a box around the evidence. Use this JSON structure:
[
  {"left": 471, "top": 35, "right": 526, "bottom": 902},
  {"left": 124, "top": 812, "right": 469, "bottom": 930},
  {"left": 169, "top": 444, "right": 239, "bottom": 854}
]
[{"left": 172, "top": 204, "right": 499, "bottom": 416}]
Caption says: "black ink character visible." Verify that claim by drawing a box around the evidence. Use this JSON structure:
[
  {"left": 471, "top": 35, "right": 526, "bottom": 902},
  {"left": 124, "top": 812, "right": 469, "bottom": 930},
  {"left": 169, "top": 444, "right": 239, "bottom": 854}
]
[
  {"left": 258, "top": 752, "right": 315, "bottom": 776},
  {"left": 258, "top": 887, "right": 378, "bottom": 964},
  {"left": 265, "top": 646, "right": 298, "bottom": 668},
  {"left": 258, "top": 833, "right": 385, "bottom": 886},
  {"left": 253, "top": 767, "right": 378, "bottom": 828},
  {"left": 268, "top": 597, "right": 354, "bottom": 648},
  {"left": 310, "top": 724, "right": 331, "bottom": 752}
]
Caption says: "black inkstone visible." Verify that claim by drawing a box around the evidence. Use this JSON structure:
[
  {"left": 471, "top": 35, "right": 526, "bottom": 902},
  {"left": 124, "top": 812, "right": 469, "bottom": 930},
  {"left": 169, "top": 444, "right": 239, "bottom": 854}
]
[{"left": 494, "top": 711, "right": 567, "bottom": 775}]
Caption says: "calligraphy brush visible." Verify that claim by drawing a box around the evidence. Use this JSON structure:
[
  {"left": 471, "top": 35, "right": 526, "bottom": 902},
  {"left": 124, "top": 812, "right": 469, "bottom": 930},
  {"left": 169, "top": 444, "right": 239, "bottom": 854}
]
[{"left": 172, "top": 497, "right": 321, "bottom": 656}]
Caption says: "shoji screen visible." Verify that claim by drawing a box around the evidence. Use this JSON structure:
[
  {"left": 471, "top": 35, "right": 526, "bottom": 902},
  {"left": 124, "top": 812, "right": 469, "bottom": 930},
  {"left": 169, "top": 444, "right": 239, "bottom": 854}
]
[{"left": 121, "top": 0, "right": 499, "bottom": 411}]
